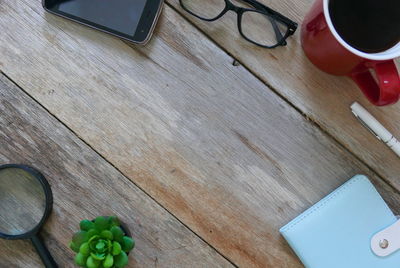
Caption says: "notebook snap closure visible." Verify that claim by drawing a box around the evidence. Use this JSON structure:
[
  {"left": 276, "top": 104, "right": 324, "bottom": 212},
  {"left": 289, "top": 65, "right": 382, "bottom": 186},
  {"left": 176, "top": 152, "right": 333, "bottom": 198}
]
[
  {"left": 371, "top": 219, "right": 400, "bottom": 257},
  {"left": 379, "top": 239, "right": 389, "bottom": 249}
]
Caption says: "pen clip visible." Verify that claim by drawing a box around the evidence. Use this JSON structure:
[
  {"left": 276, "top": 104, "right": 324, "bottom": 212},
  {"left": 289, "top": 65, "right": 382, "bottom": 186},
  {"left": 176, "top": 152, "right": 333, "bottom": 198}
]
[{"left": 352, "top": 111, "right": 382, "bottom": 141}]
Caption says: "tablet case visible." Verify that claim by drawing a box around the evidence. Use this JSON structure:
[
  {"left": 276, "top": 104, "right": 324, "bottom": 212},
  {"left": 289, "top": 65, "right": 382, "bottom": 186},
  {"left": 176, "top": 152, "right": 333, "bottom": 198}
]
[{"left": 280, "top": 175, "right": 400, "bottom": 268}]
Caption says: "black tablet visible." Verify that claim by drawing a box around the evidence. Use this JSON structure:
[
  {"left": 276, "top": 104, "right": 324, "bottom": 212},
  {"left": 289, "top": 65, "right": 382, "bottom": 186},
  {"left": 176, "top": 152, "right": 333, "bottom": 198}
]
[{"left": 43, "top": 0, "right": 163, "bottom": 44}]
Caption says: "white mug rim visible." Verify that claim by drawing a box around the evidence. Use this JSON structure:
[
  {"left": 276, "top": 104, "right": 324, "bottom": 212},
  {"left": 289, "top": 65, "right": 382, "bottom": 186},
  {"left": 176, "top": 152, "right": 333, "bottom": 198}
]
[{"left": 323, "top": 0, "right": 400, "bottom": 61}]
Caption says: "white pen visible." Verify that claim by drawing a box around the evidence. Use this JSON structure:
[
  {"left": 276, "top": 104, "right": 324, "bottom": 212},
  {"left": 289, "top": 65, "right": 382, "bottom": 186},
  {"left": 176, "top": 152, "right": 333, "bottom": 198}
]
[{"left": 351, "top": 102, "right": 400, "bottom": 158}]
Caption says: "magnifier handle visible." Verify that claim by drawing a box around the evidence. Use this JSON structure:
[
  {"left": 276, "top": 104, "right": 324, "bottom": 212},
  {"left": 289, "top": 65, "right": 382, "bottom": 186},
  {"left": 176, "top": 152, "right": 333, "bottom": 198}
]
[{"left": 31, "top": 235, "right": 58, "bottom": 268}]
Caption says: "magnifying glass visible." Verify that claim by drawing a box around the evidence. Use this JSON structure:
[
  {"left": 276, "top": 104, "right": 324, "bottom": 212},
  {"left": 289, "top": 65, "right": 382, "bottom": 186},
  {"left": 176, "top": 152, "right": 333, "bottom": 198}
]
[{"left": 0, "top": 164, "right": 58, "bottom": 268}]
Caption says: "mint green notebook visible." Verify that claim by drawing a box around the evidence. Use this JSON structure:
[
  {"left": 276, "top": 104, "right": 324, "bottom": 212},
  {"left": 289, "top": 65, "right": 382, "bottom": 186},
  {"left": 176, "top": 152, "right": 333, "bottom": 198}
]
[{"left": 280, "top": 175, "right": 400, "bottom": 268}]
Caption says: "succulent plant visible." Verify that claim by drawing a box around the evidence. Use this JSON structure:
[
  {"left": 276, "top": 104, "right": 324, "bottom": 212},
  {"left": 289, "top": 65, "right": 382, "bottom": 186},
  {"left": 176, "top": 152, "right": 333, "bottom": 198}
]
[{"left": 69, "top": 216, "right": 135, "bottom": 268}]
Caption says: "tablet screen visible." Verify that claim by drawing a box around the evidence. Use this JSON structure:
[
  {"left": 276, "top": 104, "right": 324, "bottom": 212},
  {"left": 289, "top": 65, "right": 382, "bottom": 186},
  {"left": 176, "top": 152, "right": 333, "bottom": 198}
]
[{"left": 52, "top": 0, "right": 147, "bottom": 36}]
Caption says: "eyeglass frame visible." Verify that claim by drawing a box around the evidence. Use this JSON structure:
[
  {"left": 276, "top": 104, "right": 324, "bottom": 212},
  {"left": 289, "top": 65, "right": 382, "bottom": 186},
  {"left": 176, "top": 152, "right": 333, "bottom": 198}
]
[{"left": 179, "top": 0, "right": 298, "bottom": 48}]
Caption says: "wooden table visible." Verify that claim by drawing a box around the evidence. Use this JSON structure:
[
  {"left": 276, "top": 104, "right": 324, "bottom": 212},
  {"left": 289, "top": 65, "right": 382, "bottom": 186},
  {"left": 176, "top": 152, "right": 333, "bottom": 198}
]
[{"left": 1, "top": 0, "right": 399, "bottom": 267}]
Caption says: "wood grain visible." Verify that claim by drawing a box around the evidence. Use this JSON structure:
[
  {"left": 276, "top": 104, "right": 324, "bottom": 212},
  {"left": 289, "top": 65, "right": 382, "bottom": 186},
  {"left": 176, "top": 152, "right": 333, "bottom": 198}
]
[
  {"left": 0, "top": 75, "right": 231, "bottom": 267},
  {"left": 167, "top": 0, "right": 400, "bottom": 188},
  {"left": 1, "top": 0, "right": 400, "bottom": 267}
]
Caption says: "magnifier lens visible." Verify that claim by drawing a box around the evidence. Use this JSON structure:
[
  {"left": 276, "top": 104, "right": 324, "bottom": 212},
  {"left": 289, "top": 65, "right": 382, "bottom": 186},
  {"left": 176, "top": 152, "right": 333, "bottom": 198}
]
[{"left": 0, "top": 167, "right": 46, "bottom": 236}]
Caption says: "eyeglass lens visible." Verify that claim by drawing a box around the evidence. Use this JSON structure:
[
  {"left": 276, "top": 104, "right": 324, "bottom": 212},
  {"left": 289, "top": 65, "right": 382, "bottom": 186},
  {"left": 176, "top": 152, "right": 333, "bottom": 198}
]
[
  {"left": 241, "top": 10, "right": 288, "bottom": 46},
  {"left": 181, "top": 0, "right": 226, "bottom": 20}
]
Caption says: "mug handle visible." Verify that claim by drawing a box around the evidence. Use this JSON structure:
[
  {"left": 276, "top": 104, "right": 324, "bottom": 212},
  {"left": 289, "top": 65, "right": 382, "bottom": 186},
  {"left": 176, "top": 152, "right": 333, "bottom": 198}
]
[{"left": 350, "top": 60, "right": 400, "bottom": 106}]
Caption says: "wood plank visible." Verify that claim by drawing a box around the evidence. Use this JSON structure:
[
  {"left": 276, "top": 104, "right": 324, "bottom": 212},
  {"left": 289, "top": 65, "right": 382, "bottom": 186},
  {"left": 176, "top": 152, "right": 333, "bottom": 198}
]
[
  {"left": 167, "top": 0, "right": 400, "bottom": 188},
  {"left": 1, "top": 0, "right": 400, "bottom": 267},
  {"left": 0, "top": 75, "right": 231, "bottom": 267}
]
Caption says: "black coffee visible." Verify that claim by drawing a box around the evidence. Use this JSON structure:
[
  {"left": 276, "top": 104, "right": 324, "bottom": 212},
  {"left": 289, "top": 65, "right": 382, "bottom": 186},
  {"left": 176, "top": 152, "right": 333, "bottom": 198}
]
[{"left": 329, "top": 0, "right": 400, "bottom": 53}]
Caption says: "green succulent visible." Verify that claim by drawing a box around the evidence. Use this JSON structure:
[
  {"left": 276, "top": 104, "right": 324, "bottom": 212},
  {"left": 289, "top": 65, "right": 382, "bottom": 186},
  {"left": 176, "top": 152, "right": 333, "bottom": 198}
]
[{"left": 69, "top": 216, "right": 135, "bottom": 268}]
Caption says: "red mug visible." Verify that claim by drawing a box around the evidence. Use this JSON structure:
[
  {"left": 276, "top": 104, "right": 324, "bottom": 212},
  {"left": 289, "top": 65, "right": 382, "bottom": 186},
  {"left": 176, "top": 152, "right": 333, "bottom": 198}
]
[{"left": 302, "top": 0, "right": 400, "bottom": 106}]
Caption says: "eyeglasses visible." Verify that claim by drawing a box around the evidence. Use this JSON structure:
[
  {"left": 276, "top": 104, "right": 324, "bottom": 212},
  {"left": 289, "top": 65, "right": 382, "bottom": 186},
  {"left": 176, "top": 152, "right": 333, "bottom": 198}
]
[{"left": 180, "top": 0, "right": 298, "bottom": 48}]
